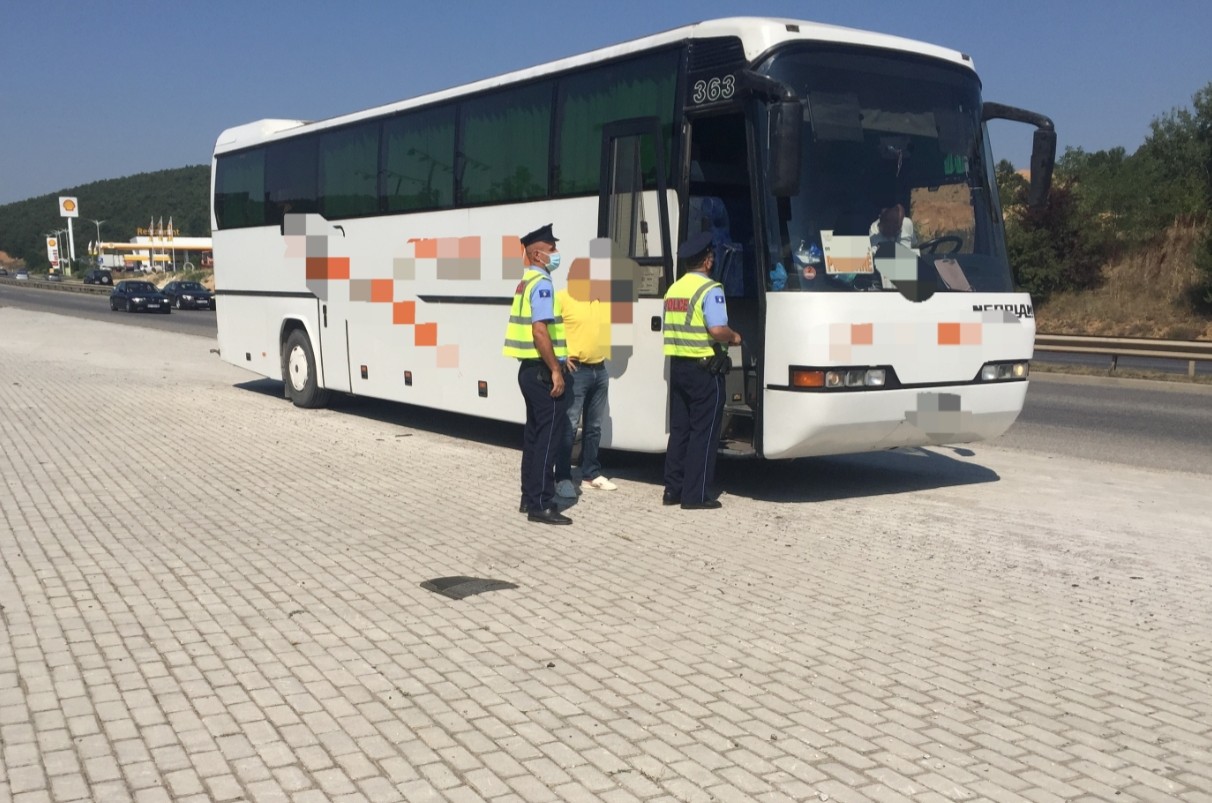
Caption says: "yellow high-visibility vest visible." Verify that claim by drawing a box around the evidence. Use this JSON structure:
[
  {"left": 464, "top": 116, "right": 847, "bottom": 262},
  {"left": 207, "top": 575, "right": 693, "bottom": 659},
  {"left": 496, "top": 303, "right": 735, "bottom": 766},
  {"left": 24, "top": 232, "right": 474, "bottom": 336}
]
[
  {"left": 503, "top": 269, "right": 567, "bottom": 360},
  {"left": 663, "top": 272, "right": 721, "bottom": 358}
]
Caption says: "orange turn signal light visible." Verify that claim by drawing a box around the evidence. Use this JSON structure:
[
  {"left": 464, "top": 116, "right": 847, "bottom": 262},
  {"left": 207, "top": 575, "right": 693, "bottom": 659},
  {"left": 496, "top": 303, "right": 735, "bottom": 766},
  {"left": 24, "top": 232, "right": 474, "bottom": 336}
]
[{"left": 790, "top": 369, "right": 825, "bottom": 388}]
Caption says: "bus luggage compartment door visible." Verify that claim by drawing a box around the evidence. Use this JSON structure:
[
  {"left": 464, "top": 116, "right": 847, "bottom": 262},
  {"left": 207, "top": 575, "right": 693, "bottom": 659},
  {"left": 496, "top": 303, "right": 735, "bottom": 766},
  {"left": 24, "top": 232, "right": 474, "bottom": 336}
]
[{"left": 317, "top": 302, "right": 352, "bottom": 393}]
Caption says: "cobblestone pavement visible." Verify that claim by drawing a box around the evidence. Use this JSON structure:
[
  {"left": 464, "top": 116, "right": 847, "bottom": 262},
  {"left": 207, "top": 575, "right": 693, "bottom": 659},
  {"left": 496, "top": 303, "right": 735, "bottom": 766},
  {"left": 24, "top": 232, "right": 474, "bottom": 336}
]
[{"left": 2, "top": 307, "right": 1210, "bottom": 803}]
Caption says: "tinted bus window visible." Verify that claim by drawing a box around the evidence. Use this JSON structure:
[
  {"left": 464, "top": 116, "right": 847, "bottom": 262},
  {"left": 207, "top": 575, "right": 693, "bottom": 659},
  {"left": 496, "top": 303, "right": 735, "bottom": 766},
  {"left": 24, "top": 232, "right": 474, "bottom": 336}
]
[
  {"left": 319, "top": 122, "right": 379, "bottom": 218},
  {"left": 383, "top": 106, "right": 456, "bottom": 212},
  {"left": 556, "top": 51, "right": 679, "bottom": 195},
  {"left": 214, "top": 148, "right": 266, "bottom": 229},
  {"left": 460, "top": 82, "right": 552, "bottom": 204},
  {"left": 265, "top": 136, "right": 318, "bottom": 225}
]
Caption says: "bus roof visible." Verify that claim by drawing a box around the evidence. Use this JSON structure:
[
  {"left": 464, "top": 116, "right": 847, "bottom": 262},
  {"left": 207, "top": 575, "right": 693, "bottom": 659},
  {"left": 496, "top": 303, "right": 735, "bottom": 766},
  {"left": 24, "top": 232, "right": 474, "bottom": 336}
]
[{"left": 213, "top": 16, "right": 974, "bottom": 155}]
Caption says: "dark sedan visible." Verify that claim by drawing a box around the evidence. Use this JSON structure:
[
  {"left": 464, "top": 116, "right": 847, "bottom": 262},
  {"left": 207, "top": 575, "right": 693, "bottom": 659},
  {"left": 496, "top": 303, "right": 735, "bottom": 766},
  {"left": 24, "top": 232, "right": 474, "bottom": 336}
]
[
  {"left": 160, "top": 280, "right": 214, "bottom": 310},
  {"left": 110, "top": 280, "right": 171, "bottom": 314}
]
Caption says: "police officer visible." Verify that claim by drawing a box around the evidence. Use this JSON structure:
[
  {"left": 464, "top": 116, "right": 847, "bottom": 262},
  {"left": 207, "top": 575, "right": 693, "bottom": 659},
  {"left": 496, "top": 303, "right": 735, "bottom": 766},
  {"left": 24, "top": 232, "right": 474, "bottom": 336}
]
[
  {"left": 662, "top": 230, "right": 742, "bottom": 509},
  {"left": 503, "top": 224, "right": 572, "bottom": 525}
]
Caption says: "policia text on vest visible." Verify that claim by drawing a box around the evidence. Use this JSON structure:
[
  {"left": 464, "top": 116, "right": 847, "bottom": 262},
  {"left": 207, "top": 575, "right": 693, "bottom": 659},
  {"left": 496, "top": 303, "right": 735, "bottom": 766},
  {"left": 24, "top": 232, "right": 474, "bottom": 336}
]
[
  {"left": 662, "top": 231, "right": 742, "bottom": 511},
  {"left": 503, "top": 224, "right": 574, "bottom": 526}
]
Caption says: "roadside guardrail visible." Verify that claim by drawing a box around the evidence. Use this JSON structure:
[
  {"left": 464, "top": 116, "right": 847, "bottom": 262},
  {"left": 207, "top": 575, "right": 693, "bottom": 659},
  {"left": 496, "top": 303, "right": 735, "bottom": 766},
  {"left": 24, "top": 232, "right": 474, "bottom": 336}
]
[
  {"left": 1035, "top": 334, "right": 1212, "bottom": 378},
  {"left": 0, "top": 276, "right": 111, "bottom": 294}
]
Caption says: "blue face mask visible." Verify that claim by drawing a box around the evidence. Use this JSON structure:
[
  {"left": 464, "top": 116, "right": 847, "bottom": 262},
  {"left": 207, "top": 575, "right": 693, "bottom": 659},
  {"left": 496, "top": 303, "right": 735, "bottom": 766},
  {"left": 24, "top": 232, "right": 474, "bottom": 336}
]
[{"left": 544, "top": 251, "right": 562, "bottom": 271}]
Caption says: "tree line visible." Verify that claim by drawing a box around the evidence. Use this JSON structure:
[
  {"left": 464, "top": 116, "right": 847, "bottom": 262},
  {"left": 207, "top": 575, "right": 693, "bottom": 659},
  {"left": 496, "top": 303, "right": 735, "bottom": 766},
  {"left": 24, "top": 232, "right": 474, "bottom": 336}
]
[
  {"left": 0, "top": 166, "right": 209, "bottom": 271},
  {"left": 4, "top": 84, "right": 1211, "bottom": 309},
  {"left": 999, "top": 81, "right": 1212, "bottom": 311}
]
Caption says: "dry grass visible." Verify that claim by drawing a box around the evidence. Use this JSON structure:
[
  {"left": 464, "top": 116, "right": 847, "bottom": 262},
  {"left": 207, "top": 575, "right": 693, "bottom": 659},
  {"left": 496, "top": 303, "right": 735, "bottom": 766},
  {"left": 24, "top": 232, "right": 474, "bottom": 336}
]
[{"left": 1036, "top": 220, "right": 1212, "bottom": 340}]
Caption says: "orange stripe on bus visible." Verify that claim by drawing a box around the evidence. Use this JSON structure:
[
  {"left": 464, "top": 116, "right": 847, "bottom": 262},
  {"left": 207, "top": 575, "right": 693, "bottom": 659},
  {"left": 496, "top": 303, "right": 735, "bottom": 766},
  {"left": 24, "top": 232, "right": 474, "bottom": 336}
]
[
  {"left": 393, "top": 301, "right": 416, "bottom": 325},
  {"left": 306, "top": 256, "right": 349, "bottom": 280},
  {"left": 370, "top": 279, "right": 393, "bottom": 303},
  {"left": 413, "top": 238, "right": 438, "bottom": 259},
  {"left": 414, "top": 322, "right": 438, "bottom": 347}
]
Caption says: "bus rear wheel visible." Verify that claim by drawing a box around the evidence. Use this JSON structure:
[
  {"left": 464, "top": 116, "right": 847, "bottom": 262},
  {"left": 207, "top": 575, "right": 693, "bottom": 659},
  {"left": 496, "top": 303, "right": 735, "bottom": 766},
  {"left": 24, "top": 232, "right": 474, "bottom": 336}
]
[{"left": 283, "top": 329, "right": 330, "bottom": 409}]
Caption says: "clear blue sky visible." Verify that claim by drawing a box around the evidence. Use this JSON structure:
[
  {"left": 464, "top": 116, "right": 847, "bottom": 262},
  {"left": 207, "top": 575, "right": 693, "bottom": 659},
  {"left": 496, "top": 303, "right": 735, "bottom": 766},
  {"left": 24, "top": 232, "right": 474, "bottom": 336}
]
[{"left": 1, "top": 0, "right": 1209, "bottom": 205}]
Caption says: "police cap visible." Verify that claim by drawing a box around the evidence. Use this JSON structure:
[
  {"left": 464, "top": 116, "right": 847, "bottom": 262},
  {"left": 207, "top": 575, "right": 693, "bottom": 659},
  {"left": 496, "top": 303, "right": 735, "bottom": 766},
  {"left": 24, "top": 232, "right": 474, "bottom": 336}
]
[
  {"left": 677, "top": 230, "right": 714, "bottom": 262},
  {"left": 519, "top": 223, "right": 559, "bottom": 248}
]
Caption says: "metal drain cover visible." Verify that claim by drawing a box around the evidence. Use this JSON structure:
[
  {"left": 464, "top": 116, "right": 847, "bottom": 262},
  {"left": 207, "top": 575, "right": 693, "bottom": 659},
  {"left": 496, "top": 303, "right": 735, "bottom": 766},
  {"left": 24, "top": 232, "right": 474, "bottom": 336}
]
[{"left": 420, "top": 576, "right": 519, "bottom": 600}]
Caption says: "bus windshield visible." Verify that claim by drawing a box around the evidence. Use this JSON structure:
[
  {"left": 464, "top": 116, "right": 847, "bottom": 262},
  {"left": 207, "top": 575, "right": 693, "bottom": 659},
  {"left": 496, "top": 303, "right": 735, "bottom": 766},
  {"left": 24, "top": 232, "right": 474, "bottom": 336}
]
[{"left": 757, "top": 46, "right": 1012, "bottom": 295}]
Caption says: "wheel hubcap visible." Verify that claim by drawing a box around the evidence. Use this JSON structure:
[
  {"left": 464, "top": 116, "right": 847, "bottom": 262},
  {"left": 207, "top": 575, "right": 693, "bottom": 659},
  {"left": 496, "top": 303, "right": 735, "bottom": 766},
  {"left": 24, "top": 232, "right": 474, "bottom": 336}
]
[{"left": 288, "top": 345, "right": 309, "bottom": 392}]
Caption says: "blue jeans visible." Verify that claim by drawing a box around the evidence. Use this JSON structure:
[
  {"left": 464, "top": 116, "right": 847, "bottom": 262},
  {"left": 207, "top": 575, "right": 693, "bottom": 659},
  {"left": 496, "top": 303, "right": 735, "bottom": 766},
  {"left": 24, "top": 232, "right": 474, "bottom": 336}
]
[{"left": 556, "top": 361, "right": 609, "bottom": 482}]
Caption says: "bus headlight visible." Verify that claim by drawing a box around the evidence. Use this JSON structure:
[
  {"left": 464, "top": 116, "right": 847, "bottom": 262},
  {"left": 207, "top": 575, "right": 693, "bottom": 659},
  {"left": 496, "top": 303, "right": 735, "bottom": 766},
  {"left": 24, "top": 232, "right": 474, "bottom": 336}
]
[
  {"left": 981, "top": 361, "right": 1029, "bottom": 381},
  {"left": 805, "top": 368, "right": 887, "bottom": 389}
]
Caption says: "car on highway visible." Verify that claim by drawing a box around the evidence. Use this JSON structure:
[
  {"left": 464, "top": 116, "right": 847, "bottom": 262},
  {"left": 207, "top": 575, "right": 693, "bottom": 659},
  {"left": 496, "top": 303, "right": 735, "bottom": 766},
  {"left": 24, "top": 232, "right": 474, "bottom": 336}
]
[
  {"left": 110, "top": 280, "right": 171, "bottom": 314},
  {"left": 0, "top": 267, "right": 8, "bottom": 276},
  {"left": 160, "top": 280, "right": 214, "bottom": 310},
  {"left": 15, "top": 269, "right": 29, "bottom": 281},
  {"left": 83, "top": 269, "right": 114, "bottom": 286}
]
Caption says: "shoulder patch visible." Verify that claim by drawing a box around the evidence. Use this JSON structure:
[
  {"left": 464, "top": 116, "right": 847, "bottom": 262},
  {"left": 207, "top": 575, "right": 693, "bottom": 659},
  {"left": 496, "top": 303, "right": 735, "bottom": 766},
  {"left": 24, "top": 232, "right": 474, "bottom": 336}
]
[{"left": 538, "top": 288, "right": 551, "bottom": 298}]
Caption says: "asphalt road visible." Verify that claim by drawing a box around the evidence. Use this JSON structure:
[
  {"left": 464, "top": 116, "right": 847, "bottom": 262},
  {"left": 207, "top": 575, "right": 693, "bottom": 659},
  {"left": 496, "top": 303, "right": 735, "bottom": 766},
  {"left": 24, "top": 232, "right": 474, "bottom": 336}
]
[
  {"left": 992, "top": 373, "right": 1212, "bottom": 474},
  {"left": 0, "top": 280, "right": 217, "bottom": 339},
  {"left": 4, "top": 280, "right": 1210, "bottom": 475}
]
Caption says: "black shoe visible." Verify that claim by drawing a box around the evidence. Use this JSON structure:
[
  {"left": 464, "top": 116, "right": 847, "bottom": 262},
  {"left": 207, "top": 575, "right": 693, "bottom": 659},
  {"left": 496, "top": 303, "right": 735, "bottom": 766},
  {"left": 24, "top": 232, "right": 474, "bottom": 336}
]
[
  {"left": 681, "top": 499, "right": 722, "bottom": 510},
  {"left": 528, "top": 506, "right": 573, "bottom": 525},
  {"left": 662, "top": 492, "right": 680, "bottom": 506}
]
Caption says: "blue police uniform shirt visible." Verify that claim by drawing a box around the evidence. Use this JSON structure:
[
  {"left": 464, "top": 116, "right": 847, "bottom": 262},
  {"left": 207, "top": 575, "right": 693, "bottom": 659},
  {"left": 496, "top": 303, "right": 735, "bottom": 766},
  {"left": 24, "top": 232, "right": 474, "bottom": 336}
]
[
  {"left": 702, "top": 285, "right": 729, "bottom": 328},
  {"left": 529, "top": 270, "right": 555, "bottom": 323},
  {"left": 527, "top": 269, "right": 566, "bottom": 362}
]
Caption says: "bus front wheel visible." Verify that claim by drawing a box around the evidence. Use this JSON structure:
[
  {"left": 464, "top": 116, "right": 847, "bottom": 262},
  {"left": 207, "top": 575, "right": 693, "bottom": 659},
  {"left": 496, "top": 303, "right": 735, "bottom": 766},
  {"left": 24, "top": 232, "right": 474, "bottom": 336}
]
[{"left": 283, "top": 329, "right": 330, "bottom": 409}]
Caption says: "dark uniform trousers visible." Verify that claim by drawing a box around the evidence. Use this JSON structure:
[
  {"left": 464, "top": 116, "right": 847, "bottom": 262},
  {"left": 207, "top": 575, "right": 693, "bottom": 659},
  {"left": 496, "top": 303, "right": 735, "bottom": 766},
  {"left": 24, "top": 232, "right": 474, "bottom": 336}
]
[
  {"left": 518, "top": 360, "right": 570, "bottom": 511},
  {"left": 663, "top": 357, "right": 726, "bottom": 505}
]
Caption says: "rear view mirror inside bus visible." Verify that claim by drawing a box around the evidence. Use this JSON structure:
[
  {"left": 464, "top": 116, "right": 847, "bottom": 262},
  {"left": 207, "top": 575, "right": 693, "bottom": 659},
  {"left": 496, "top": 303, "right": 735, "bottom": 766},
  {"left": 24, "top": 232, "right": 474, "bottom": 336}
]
[{"left": 768, "top": 101, "right": 802, "bottom": 197}]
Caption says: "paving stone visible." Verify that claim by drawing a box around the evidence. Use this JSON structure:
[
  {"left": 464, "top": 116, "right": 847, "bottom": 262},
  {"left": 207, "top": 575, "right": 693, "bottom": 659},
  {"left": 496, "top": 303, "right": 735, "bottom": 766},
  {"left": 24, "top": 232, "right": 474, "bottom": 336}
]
[{"left": 1, "top": 308, "right": 1210, "bottom": 802}]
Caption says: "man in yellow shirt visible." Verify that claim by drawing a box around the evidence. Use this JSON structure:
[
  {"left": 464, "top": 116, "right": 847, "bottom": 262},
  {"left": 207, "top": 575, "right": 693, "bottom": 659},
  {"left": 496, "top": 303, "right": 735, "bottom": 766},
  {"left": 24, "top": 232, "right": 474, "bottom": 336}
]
[{"left": 553, "top": 283, "right": 618, "bottom": 497}]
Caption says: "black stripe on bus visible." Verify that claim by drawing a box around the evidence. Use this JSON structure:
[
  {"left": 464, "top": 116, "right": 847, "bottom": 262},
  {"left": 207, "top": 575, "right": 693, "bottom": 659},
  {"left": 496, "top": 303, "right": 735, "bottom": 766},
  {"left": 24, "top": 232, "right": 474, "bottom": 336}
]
[
  {"left": 213, "top": 290, "right": 316, "bottom": 298},
  {"left": 417, "top": 295, "right": 513, "bottom": 305}
]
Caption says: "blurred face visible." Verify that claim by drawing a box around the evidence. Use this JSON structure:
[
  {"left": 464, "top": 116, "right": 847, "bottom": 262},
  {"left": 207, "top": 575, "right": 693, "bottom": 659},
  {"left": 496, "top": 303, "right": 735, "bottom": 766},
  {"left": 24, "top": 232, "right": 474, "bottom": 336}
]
[{"left": 878, "top": 204, "right": 905, "bottom": 238}]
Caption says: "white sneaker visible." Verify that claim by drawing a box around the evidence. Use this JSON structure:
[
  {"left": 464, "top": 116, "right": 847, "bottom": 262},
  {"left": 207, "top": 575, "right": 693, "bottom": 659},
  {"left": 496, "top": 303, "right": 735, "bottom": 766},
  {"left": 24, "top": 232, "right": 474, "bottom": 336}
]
[
  {"left": 582, "top": 476, "right": 618, "bottom": 491},
  {"left": 555, "top": 479, "right": 578, "bottom": 498}
]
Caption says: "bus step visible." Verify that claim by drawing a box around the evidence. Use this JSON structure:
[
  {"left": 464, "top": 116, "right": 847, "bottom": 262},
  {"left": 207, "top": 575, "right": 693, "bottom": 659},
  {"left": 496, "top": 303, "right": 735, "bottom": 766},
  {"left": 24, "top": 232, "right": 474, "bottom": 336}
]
[
  {"left": 724, "top": 403, "right": 753, "bottom": 416},
  {"left": 719, "top": 438, "right": 757, "bottom": 458}
]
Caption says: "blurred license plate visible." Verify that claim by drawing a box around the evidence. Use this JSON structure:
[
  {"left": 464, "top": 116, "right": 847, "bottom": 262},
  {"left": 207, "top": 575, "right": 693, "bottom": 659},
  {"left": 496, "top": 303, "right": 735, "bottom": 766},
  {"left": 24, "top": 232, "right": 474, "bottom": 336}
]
[{"left": 148, "top": 303, "right": 160, "bottom": 308}]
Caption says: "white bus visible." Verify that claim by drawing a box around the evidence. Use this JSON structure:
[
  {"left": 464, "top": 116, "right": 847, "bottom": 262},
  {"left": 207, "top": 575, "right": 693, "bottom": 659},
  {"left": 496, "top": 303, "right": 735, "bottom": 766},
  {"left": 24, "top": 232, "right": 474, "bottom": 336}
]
[{"left": 210, "top": 17, "right": 1054, "bottom": 459}]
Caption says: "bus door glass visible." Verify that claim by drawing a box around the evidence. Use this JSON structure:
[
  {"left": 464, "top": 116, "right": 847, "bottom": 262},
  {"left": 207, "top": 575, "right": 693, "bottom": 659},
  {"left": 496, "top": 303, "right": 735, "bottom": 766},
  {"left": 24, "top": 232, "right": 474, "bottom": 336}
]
[
  {"left": 596, "top": 118, "right": 673, "bottom": 450},
  {"left": 597, "top": 118, "right": 672, "bottom": 296}
]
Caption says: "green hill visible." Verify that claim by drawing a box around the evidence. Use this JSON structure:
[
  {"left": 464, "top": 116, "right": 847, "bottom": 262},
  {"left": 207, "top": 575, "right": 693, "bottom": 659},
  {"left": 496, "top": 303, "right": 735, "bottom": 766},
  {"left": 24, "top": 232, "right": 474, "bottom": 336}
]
[{"left": 0, "top": 166, "right": 209, "bottom": 271}]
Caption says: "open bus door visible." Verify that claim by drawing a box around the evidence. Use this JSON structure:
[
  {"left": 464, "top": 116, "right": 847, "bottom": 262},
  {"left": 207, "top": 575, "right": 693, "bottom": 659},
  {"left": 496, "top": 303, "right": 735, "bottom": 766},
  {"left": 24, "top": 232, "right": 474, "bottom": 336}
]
[
  {"left": 596, "top": 118, "right": 675, "bottom": 451},
  {"left": 685, "top": 111, "right": 762, "bottom": 456}
]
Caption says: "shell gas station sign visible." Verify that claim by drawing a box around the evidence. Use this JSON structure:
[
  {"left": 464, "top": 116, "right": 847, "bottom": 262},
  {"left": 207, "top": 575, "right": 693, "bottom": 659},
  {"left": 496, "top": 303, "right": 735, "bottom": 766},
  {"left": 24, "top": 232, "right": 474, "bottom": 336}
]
[
  {"left": 46, "top": 237, "right": 60, "bottom": 269},
  {"left": 58, "top": 196, "right": 79, "bottom": 218}
]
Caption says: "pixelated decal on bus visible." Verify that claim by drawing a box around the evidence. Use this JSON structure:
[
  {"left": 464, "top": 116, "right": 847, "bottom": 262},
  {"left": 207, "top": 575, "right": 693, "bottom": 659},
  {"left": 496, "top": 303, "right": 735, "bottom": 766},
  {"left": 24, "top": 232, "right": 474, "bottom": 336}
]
[
  {"left": 285, "top": 214, "right": 640, "bottom": 372},
  {"left": 826, "top": 308, "right": 1023, "bottom": 363}
]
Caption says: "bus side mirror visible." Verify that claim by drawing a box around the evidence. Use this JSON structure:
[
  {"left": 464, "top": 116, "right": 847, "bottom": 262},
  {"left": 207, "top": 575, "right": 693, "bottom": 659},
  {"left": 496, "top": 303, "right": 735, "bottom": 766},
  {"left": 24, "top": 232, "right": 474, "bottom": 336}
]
[
  {"left": 982, "top": 102, "right": 1055, "bottom": 209},
  {"left": 768, "top": 101, "right": 802, "bottom": 197},
  {"left": 1028, "top": 128, "right": 1056, "bottom": 210}
]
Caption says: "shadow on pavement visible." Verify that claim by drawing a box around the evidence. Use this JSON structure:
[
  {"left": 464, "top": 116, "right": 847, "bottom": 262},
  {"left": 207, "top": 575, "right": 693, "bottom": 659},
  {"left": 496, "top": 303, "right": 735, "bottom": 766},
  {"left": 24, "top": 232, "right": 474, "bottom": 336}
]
[
  {"left": 234, "top": 379, "right": 998, "bottom": 503},
  {"left": 234, "top": 378, "right": 522, "bottom": 452},
  {"left": 599, "top": 446, "right": 998, "bottom": 504}
]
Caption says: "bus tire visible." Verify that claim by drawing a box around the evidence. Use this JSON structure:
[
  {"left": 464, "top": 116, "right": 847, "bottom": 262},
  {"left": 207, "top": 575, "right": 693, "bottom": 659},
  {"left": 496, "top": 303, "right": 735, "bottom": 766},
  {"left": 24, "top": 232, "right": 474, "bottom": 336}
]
[{"left": 283, "top": 329, "right": 330, "bottom": 409}]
